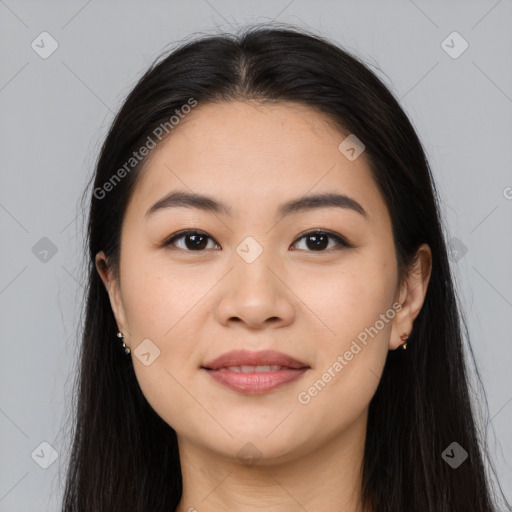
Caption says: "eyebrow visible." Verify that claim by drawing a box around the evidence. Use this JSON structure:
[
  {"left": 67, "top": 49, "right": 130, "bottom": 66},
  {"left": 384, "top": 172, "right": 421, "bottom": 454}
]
[{"left": 145, "top": 190, "right": 368, "bottom": 220}]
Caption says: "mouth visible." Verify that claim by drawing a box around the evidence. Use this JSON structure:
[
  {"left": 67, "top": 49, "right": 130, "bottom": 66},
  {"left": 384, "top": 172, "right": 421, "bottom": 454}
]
[
  {"left": 213, "top": 365, "right": 293, "bottom": 373},
  {"left": 201, "top": 350, "right": 310, "bottom": 394}
]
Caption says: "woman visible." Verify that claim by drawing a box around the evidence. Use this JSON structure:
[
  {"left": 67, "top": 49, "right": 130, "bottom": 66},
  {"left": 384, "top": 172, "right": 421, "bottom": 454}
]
[{"left": 62, "top": 24, "right": 510, "bottom": 512}]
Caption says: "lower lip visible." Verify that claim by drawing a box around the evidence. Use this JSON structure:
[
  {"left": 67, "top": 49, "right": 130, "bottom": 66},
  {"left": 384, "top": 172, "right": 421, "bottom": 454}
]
[{"left": 203, "top": 368, "right": 308, "bottom": 394}]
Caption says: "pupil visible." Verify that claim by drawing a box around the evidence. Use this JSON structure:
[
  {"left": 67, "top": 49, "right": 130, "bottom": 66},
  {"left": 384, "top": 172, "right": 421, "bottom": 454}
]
[
  {"left": 307, "top": 233, "right": 328, "bottom": 250},
  {"left": 186, "top": 234, "right": 207, "bottom": 250}
]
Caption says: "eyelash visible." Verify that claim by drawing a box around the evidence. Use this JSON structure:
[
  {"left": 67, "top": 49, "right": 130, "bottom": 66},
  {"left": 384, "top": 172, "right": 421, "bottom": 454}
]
[{"left": 163, "top": 229, "right": 351, "bottom": 253}]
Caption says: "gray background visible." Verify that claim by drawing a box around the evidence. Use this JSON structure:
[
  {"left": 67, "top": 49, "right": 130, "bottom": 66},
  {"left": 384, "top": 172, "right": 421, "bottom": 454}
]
[{"left": 1, "top": 0, "right": 511, "bottom": 510}]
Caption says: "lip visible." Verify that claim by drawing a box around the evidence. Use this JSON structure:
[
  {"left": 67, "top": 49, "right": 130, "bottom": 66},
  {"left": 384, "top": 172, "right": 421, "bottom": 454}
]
[
  {"left": 202, "top": 349, "right": 308, "bottom": 370},
  {"left": 201, "top": 350, "right": 310, "bottom": 395}
]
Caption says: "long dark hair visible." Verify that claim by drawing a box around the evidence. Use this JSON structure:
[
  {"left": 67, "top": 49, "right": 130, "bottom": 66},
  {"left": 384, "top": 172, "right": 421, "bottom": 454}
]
[{"left": 61, "top": 24, "right": 510, "bottom": 511}]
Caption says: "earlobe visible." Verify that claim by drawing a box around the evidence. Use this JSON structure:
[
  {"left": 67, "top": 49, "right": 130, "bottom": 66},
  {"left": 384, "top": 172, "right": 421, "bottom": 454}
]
[{"left": 389, "top": 281, "right": 412, "bottom": 351}]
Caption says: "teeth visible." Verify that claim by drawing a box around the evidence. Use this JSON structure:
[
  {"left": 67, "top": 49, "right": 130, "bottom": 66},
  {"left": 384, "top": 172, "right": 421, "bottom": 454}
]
[{"left": 224, "top": 365, "right": 283, "bottom": 372}]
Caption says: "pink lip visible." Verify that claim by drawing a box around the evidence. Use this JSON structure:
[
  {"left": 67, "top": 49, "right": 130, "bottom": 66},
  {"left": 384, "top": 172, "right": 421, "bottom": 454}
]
[
  {"left": 202, "top": 349, "right": 308, "bottom": 370},
  {"left": 201, "top": 350, "right": 310, "bottom": 395},
  {"left": 204, "top": 368, "right": 308, "bottom": 394}
]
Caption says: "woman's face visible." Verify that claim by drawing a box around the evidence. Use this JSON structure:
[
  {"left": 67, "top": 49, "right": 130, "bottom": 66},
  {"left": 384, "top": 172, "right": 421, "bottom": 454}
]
[{"left": 97, "top": 100, "right": 429, "bottom": 464}]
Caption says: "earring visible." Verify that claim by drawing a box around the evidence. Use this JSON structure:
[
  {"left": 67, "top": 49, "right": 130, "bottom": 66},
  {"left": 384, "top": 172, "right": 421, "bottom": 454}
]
[
  {"left": 400, "top": 333, "right": 409, "bottom": 350},
  {"left": 117, "top": 331, "right": 131, "bottom": 355}
]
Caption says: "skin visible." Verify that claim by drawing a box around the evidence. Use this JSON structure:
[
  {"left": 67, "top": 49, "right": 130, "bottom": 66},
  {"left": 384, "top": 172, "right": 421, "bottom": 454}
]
[{"left": 96, "top": 100, "right": 432, "bottom": 512}]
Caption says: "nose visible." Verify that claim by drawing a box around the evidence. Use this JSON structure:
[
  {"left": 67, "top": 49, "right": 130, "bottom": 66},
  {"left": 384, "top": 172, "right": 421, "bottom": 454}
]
[{"left": 214, "top": 254, "right": 295, "bottom": 330}]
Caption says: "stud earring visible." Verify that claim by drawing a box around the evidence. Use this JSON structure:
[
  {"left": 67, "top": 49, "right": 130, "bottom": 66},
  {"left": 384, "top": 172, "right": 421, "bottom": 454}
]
[
  {"left": 117, "top": 331, "right": 131, "bottom": 355},
  {"left": 400, "top": 333, "right": 409, "bottom": 350}
]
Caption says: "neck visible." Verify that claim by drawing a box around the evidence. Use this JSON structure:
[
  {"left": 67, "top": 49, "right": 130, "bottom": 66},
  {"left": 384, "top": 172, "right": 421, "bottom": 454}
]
[{"left": 175, "top": 409, "right": 369, "bottom": 512}]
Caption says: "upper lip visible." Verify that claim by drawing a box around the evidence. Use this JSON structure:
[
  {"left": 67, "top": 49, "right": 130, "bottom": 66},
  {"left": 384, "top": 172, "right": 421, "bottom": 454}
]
[{"left": 202, "top": 350, "right": 309, "bottom": 370}]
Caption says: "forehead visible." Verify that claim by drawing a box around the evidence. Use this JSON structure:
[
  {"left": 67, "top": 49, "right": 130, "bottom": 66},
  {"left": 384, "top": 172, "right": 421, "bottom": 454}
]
[{"left": 124, "top": 100, "right": 388, "bottom": 224}]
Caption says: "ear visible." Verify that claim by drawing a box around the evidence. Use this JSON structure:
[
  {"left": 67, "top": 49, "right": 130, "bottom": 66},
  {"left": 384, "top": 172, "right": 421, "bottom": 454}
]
[
  {"left": 95, "top": 251, "right": 129, "bottom": 337},
  {"left": 390, "top": 243, "right": 432, "bottom": 350}
]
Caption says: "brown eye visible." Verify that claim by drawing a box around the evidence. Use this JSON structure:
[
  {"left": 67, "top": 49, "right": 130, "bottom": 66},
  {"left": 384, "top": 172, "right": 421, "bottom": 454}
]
[
  {"left": 164, "top": 230, "right": 219, "bottom": 251},
  {"left": 291, "top": 230, "right": 350, "bottom": 252}
]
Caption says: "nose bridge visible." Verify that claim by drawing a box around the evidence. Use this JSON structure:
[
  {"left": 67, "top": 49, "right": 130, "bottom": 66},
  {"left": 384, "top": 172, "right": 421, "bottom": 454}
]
[{"left": 234, "top": 242, "right": 276, "bottom": 293}]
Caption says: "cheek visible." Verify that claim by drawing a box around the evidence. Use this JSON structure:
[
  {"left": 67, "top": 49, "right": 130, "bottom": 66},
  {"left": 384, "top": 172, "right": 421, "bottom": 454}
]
[
  {"left": 120, "top": 250, "right": 199, "bottom": 336},
  {"left": 299, "top": 255, "right": 395, "bottom": 403},
  {"left": 121, "top": 260, "right": 207, "bottom": 428},
  {"left": 297, "top": 255, "right": 396, "bottom": 339},
  {"left": 119, "top": 254, "right": 215, "bottom": 391}
]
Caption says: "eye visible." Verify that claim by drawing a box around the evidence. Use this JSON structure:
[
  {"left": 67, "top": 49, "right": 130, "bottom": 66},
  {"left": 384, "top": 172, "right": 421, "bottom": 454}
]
[
  {"left": 163, "top": 229, "right": 351, "bottom": 252},
  {"left": 163, "top": 230, "right": 220, "bottom": 251},
  {"left": 291, "top": 230, "right": 351, "bottom": 252}
]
